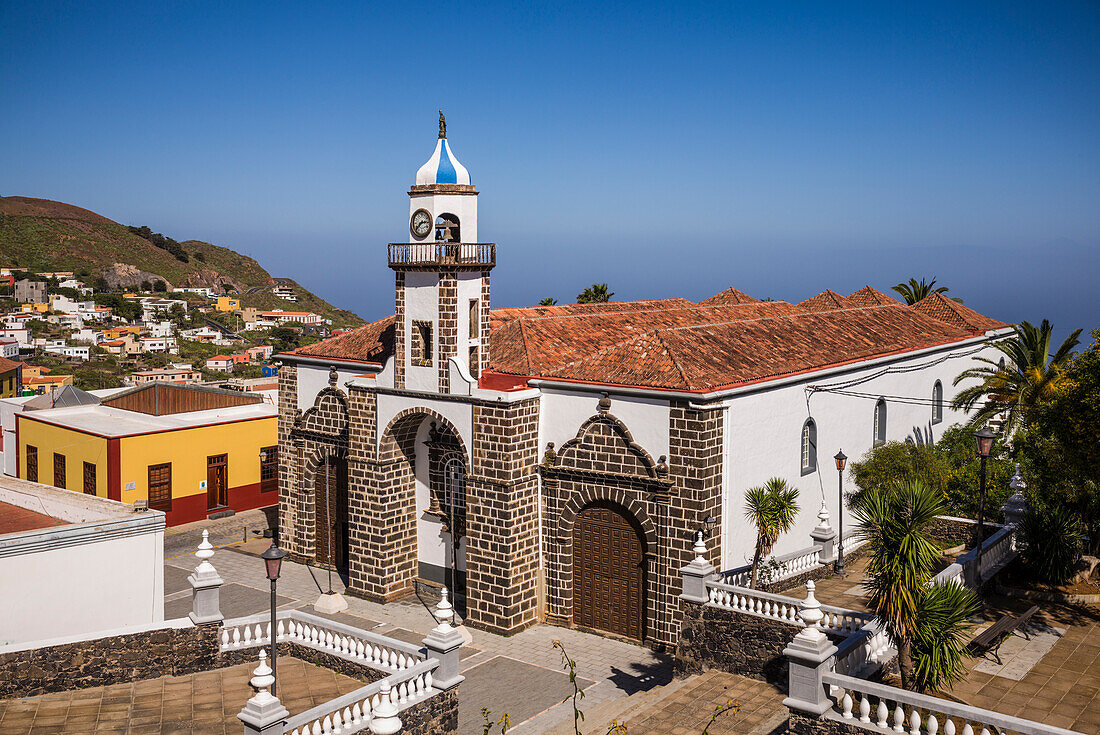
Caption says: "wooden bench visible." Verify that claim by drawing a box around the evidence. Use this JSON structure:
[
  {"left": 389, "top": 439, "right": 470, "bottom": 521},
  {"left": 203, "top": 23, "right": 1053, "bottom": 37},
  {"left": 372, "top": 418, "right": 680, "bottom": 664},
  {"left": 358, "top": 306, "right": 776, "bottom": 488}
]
[{"left": 968, "top": 605, "right": 1040, "bottom": 664}]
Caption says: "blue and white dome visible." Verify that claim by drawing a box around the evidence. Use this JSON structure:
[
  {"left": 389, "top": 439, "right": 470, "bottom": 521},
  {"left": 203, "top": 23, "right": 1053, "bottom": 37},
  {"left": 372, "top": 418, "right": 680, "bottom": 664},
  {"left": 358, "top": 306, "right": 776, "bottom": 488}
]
[{"left": 415, "top": 137, "right": 471, "bottom": 186}]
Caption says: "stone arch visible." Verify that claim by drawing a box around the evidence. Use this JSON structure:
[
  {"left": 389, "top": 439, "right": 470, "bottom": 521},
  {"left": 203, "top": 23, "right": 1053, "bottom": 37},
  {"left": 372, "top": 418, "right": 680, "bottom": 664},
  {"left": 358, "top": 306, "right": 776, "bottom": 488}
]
[
  {"left": 296, "top": 387, "right": 350, "bottom": 438},
  {"left": 554, "top": 412, "right": 659, "bottom": 479},
  {"left": 559, "top": 486, "right": 658, "bottom": 548},
  {"left": 379, "top": 407, "right": 468, "bottom": 465}
]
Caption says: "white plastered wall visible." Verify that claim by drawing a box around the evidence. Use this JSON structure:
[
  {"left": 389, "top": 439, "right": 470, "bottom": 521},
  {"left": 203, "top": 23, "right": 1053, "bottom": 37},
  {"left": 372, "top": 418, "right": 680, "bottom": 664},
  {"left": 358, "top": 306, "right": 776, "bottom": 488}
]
[
  {"left": 296, "top": 365, "right": 366, "bottom": 410},
  {"left": 408, "top": 193, "right": 478, "bottom": 243},
  {"left": 537, "top": 389, "right": 670, "bottom": 464},
  {"left": 405, "top": 272, "right": 440, "bottom": 393},
  {"left": 719, "top": 340, "right": 1004, "bottom": 571}
]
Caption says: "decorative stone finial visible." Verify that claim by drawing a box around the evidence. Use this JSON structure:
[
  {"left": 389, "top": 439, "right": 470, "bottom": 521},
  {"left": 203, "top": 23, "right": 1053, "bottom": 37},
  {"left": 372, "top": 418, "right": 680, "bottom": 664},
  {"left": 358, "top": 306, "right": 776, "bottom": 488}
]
[
  {"left": 543, "top": 442, "right": 557, "bottom": 467},
  {"left": 250, "top": 649, "right": 275, "bottom": 696},
  {"left": 195, "top": 529, "right": 215, "bottom": 573},
  {"left": 797, "top": 580, "right": 825, "bottom": 640},
  {"left": 814, "top": 501, "right": 832, "bottom": 533},
  {"left": 1009, "top": 463, "right": 1026, "bottom": 493},
  {"left": 328, "top": 366, "right": 338, "bottom": 387},
  {"left": 1002, "top": 463, "right": 1029, "bottom": 528},
  {"left": 438, "top": 110, "right": 446, "bottom": 139},
  {"left": 655, "top": 455, "right": 669, "bottom": 478},
  {"left": 692, "top": 529, "right": 707, "bottom": 564},
  {"left": 434, "top": 587, "right": 454, "bottom": 633},
  {"left": 597, "top": 393, "right": 612, "bottom": 413},
  {"left": 369, "top": 680, "right": 402, "bottom": 734}
]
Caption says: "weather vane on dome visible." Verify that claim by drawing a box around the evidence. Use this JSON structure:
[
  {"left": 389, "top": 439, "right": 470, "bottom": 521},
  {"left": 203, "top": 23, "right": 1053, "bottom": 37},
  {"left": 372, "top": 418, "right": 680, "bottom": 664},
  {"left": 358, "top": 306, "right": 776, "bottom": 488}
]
[{"left": 438, "top": 110, "right": 446, "bottom": 139}]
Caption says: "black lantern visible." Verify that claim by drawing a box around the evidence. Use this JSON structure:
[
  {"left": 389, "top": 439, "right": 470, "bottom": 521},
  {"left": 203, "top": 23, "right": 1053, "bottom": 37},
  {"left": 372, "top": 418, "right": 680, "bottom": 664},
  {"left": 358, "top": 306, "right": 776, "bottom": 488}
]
[
  {"left": 834, "top": 449, "right": 848, "bottom": 575},
  {"left": 262, "top": 543, "right": 287, "bottom": 581},
  {"left": 974, "top": 427, "right": 995, "bottom": 458},
  {"left": 703, "top": 514, "right": 718, "bottom": 537},
  {"left": 261, "top": 542, "right": 286, "bottom": 694}
]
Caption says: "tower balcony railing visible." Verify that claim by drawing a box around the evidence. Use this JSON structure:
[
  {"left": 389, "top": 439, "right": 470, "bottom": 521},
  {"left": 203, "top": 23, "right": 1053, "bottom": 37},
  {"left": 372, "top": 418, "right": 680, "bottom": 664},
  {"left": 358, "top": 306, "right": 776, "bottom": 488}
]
[{"left": 388, "top": 242, "right": 496, "bottom": 268}]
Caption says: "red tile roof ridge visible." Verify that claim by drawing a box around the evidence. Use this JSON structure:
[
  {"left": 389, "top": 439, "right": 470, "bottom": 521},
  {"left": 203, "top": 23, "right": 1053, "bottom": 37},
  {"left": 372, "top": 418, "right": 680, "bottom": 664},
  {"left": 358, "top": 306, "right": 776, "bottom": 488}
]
[
  {"left": 847, "top": 285, "right": 898, "bottom": 306},
  {"left": 911, "top": 292, "right": 1008, "bottom": 332},
  {"left": 491, "top": 298, "right": 695, "bottom": 322}
]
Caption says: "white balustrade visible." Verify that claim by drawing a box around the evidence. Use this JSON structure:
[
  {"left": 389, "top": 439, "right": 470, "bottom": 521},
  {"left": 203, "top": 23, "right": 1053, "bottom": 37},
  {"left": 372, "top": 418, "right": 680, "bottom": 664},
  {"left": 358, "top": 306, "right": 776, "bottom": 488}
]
[
  {"left": 824, "top": 672, "right": 1080, "bottom": 735},
  {"left": 283, "top": 663, "right": 437, "bottom": 735}
]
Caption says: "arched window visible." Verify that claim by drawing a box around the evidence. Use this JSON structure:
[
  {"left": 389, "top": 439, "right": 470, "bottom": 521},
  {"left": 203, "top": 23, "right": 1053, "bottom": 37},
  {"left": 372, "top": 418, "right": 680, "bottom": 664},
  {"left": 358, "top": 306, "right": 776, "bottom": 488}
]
[
  {"left": 800, "top": 419, "right": 817, "bottom": 475},
  {"left": 932, "top": 381, "right": 943, "bottom": 424},
  {"left": 435, "top": 213, "right": 461, "bottom": 242},
  {"left": 873, "top": 398, "right": 887, "bottom": 446}
]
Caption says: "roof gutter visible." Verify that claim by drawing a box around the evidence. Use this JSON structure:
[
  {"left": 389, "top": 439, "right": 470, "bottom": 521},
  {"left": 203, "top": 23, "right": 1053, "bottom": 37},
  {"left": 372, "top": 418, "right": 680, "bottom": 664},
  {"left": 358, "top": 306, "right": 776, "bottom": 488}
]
[
  {"left": 528, "top": 333, "right": 999, "bottom": 404},
  {"left": 276, "top": 353, "right": 384, "bottom": 373}
]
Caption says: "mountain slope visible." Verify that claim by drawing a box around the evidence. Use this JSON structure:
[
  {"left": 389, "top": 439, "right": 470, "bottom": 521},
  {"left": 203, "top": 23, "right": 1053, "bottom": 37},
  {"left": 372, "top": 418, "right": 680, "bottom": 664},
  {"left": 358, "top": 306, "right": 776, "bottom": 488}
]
[{"left": 0, "top": 196, "right": 364, "bottom": 328}]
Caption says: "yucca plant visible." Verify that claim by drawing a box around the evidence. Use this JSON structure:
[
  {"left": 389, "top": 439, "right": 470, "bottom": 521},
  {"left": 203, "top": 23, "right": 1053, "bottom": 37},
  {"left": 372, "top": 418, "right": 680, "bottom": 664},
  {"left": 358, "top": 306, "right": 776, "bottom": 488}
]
[
  {"left": 744, "top": 478, "right": 800, "bottom": 589},
  {"left": 852, "top": 479, "right": 943, "bottom": 690},
  {"left": 912, "top": 581, "right": 980, "bottom": 694}
]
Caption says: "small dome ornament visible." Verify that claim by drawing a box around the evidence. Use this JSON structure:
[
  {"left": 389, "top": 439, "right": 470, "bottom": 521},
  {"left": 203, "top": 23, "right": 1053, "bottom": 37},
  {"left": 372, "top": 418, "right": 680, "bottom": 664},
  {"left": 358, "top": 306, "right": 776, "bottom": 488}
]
[{"left": 415, "top": 113, "right": 471, "bottom": 186}]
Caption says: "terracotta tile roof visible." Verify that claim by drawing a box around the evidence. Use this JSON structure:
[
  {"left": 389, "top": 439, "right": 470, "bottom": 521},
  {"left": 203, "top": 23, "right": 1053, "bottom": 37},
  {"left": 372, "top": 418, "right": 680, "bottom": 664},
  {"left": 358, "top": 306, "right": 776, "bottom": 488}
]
[
  {"left": 0, "top": 356, "right": 20, "bottom": 374},
  {"left": 847, "top": 286, "right": 899, "bottom": 307},
  {"left": 700, "top": 287, "right": 759, "bottom": 306},
  {"left": 287, "top": 288, "right": 1005, "bottom": 393},
  {"left": 289, "top": 315, "right": 394, "bottom": 364},
  {"left": 797, "top": 289, "right": 857, "bottom": 312},
  {"left": 910, "top": 291, "right": 1009, "bottom": 332}
]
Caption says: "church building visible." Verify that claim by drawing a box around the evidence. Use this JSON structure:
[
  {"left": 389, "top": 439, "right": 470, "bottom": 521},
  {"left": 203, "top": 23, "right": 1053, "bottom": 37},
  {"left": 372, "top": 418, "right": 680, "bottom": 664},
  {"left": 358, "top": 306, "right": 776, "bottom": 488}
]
[{"left": 275, "top": 117, "right": 1009, "bottom": 646}]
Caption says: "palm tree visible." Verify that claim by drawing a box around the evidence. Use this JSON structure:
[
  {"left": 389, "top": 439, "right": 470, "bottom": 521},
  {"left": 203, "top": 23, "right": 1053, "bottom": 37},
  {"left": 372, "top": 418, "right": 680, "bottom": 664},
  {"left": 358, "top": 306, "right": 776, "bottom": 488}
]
[
  {"left": 744, "top": 478, "right": 800, "bottom": 589},
  {"left": 892, "top": 277, "right": 961, "bottom": 305},
  {"left": 952, "top": 319, "right": 1082, "bottom": 436},
  {"left": 853, "top": 479, "right": 978, "bottom": 691},
  {"left": 539, "top": 297, "right": 558, "bottom": 306},
  {"left": 577, "top": 284, "right": 613, "bottom": 304}
]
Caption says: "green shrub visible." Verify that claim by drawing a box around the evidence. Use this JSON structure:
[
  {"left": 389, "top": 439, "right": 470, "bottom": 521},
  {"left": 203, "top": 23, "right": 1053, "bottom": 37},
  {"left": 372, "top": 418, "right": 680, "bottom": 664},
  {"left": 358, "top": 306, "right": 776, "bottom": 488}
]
[{"left": 1020, "top": 501, "right": 1081, "bottom": 585}]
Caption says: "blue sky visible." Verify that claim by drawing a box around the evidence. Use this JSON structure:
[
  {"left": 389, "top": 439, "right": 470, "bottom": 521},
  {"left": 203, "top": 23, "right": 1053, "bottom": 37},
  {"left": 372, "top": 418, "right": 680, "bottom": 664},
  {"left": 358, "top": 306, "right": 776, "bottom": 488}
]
[{"left": 3, "top": 2, "right": 1098, "bottom": 342}]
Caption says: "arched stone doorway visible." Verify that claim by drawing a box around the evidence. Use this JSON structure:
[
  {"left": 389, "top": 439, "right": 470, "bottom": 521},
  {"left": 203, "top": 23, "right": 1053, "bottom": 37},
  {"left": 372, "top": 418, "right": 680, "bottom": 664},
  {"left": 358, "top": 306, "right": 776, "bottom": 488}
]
[
  {"left": 314, "top": 452, "right": 349, "bottom": 572},
  {"left": 572, "top": 502, "right": 647, "bottom": 641}
]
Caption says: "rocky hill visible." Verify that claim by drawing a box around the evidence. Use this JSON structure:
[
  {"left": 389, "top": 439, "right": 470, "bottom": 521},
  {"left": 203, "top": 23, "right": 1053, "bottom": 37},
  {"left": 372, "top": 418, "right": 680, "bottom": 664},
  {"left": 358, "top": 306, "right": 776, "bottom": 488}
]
[{"left": 0, "top": 196, "right": 364, "bottom": 328}]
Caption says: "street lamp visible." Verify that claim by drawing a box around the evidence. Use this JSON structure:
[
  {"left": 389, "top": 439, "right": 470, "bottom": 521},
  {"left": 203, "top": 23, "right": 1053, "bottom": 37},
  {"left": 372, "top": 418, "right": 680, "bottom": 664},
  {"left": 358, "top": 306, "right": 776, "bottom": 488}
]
[
  {"left": 834, "top": 450, "right": 847, "bottom": 576},
  {"left": 261, "top": 542, "right": 287, "bottom": 695},
  {"left": 974, "top": 427, "right": 996, "bottom": 588},
  {"left": 703, "top": 514, "right": 718, "bottom": 538}
]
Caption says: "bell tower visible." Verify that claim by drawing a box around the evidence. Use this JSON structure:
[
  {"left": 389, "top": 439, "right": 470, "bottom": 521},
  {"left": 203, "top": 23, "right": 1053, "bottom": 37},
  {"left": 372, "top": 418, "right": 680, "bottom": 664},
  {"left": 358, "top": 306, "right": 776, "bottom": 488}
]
[{"left": 389, "top": 113, "right": 494, "bottom": 394}]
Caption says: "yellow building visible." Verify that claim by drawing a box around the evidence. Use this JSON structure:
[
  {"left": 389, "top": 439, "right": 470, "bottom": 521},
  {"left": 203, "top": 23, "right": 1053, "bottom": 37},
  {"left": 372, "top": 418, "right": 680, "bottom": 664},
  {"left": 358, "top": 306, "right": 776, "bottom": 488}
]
[
  {"left": 0, "top": 357, "right": 21, "bottom": 398},
  {"left": 25, "top": 374, "right": 73, "bottom": 395},
  {"left": 216, "top": 296, "right": 241, "bottom": 313},
  {"left": 16, "top": 382, "right": 278, "bottom": 525},
  {"left": 21, "top": 303, "right": 48, "bottom": 314}
]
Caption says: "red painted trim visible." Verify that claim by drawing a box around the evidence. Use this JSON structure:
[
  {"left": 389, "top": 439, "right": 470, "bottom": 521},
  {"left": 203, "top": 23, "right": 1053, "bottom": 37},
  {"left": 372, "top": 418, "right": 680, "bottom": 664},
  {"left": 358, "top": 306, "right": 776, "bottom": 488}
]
[
  {"left": 18, "top": 413, "right": 274, "bottom": 440},
  {"left": 159, "top": 482, "right": 276, "bottom": 527},
  {"left": 107, "top": 438, "right": 121, "bottom": 501},
  {"left": 13, "top": 416, "right": 19, "bottom": 479}
]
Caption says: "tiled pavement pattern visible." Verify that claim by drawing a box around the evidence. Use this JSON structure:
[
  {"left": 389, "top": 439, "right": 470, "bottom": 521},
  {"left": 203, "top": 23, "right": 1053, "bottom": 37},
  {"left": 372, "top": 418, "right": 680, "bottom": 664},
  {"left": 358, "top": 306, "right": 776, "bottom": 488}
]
[
  {"left": 949, "top": 594, "right": 1100, "bottom": 734},
  {"left": 167, "top": 546, "right": 675, "bottom": 734},
  {"left": 775, "top": 555, "right": 872, "bottom": 613},
  {"left": 971, "top": 620, "right": 1064, "bottom": 680},
  {"left": 600, "top": 671, "right": 787, "bottom": 735},
  {"left": 0, "top": 657, "right": 366, "bottom": 734}
]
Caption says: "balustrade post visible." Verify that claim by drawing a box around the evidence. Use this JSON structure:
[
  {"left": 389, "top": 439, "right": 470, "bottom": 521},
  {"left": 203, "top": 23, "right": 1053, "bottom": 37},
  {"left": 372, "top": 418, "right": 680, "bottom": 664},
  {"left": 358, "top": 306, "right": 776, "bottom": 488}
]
[
  {"left": 783, "top": 581, "right": 838, "bottom": 718},
  {"left": 190, "top": 529, "right": 225, "bottom": 626},
  {"left": 680, "top": 530, "right": 717, "bottom": 604},
  {"left": 421, "top": 588, "right": 465, "bottom": 690},
  {"left": 238, "top": 649, "right": 289, "bottom": 735},
  {"left": 1001, "top": 464, "right": 1028, "bottom": 529},
  {"left": 810, "top": 502, "right": 838, "bottom": 564}
]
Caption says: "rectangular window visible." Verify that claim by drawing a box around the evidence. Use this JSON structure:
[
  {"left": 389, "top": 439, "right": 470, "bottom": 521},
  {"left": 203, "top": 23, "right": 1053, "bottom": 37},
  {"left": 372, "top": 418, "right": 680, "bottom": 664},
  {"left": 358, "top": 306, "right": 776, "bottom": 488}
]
[
  {"left": 83, "top": 461, "right": 97, "bottom": 495},
  {"left": 469, "top": 299, "right": 479, "bottom": 338},
  {"left": 148, "top": 463, "right": 172, "bottom": 511},
  {"left": 468, "top": 345, "right": 479, "bottom": 379},
  {"left": 26, "top": 445, "right": 37, "bottom": 483},
  {"left": 53, "top": 453, "right": 66, "bottom": 489},
  {"left": 412, "top": 320, "right": 433, "bottom": 366},
  {"left": 260, "top": 446, "right": 278, "bottom": 492}
]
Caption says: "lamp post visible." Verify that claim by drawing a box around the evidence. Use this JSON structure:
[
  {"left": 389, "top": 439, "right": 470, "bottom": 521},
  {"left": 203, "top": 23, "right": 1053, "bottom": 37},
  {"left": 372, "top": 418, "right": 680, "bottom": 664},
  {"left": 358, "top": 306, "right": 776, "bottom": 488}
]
[
  {"left": 834, "top": 450, "right": 847, "bottom": 576},
  {"left": 974, "top": 427, "right": 996, "bottom": 588},
  {"left": 261, "top": 542, "right": 286, "bottom": 695}
]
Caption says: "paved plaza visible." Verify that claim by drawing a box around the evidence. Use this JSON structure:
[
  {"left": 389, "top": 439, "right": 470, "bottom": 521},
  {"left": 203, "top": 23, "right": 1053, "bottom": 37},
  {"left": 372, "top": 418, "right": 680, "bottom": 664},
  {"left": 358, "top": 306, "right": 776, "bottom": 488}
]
[{"left": 0, "top": 657, "right": 366, "bottom": 735}]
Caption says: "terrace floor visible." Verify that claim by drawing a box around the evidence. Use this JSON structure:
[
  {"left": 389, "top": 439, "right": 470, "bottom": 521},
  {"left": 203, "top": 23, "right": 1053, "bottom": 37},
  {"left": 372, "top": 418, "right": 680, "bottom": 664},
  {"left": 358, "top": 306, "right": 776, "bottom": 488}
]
[{"left": 0, "top": 656, "right": 367, "bottom": 735}]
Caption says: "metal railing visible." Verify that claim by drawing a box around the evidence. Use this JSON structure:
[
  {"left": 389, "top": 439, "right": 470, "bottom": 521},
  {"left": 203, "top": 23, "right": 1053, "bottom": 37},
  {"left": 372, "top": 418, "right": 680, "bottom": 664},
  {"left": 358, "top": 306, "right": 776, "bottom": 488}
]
[{"left": 387, "top": 242, "right": 496, "bottom": 267}]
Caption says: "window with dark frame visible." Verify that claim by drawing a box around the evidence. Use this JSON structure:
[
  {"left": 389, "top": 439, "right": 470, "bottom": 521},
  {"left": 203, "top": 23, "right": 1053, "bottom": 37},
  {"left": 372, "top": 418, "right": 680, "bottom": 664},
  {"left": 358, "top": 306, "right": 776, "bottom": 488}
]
[
  {"left": 53, "top": 453, "right": 66, "bottom": 489},
  {"left": 873, "top": 399, "right": 888, "bottom": 446},
  {"left": 260, "top": 446, "right": 278, "bottom": 492},
  {"left": 83, "top": 461, "right": 96, "bottom": 495},
  {"left": 413, "top": 320, "right": 433, "bottom": 366},
  {"left": 26, "top": 445, "right": 37, "bottom": 483},
  {"left": 800, "top": 419, "right": 817, "bottom": 475},
  {"left": 468, "top": 345, "right": 479, "bottom": 379},
  {"left": 148, "top": 463, "right": 172, "bottom": 511},
  {"left": 932, "top": 381, "right": 943, "bottom": 424},
  {"left": 469, "top": 299, "right": 479, "bottom": 338}
]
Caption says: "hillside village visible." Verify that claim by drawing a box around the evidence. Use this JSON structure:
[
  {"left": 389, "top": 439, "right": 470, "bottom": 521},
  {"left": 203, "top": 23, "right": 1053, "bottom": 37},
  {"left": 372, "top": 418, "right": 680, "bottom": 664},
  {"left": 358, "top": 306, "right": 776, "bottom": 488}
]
[{"left": 0, "top": 267, "right": 342, "bottom": 396}]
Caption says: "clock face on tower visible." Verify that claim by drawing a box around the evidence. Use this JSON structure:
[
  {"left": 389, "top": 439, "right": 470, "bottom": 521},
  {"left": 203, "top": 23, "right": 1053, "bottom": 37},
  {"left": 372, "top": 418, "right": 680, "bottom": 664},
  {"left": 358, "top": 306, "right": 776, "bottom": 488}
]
[{"left": 410, "top": 208, "right": 432, "bottom": 238}]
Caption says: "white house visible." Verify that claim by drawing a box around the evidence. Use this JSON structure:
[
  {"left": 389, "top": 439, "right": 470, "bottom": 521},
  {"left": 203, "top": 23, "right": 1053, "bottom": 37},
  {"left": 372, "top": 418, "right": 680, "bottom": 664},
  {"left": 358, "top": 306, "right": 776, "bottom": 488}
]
[
  {"left": 0, "top": 328, "right": 30, "bottom": 346},
  {"left": 139, "top": 336, "right": 178, "bottom": 354},
  {"left": 0, "top": 340, "right": 18, "bottom": 359},
  {"left": 0, "top": 474, "right": 164, "bottom": 644},
  {"left": 272, "top": 119, "right": 1012, "bottom": 646}
]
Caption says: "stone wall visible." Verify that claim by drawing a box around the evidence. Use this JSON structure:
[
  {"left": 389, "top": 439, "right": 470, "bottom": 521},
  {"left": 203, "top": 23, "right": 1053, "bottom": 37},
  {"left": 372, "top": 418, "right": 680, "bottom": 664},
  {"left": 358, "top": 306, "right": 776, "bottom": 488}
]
[
  {"left": 674, "top": 600, "right": 800, "bottom": 686},
  {"left": 0, "top": 624, "right": 220, "bottom": 699},
  {"left": 926, "top": 516, "right": 1000, "bottom": 546},
  {"left": 787, "top": 711, "right": 869, "bottom": 735},
  {"left": 402, "top": 687, "right": 459, "bottom": 735}
]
